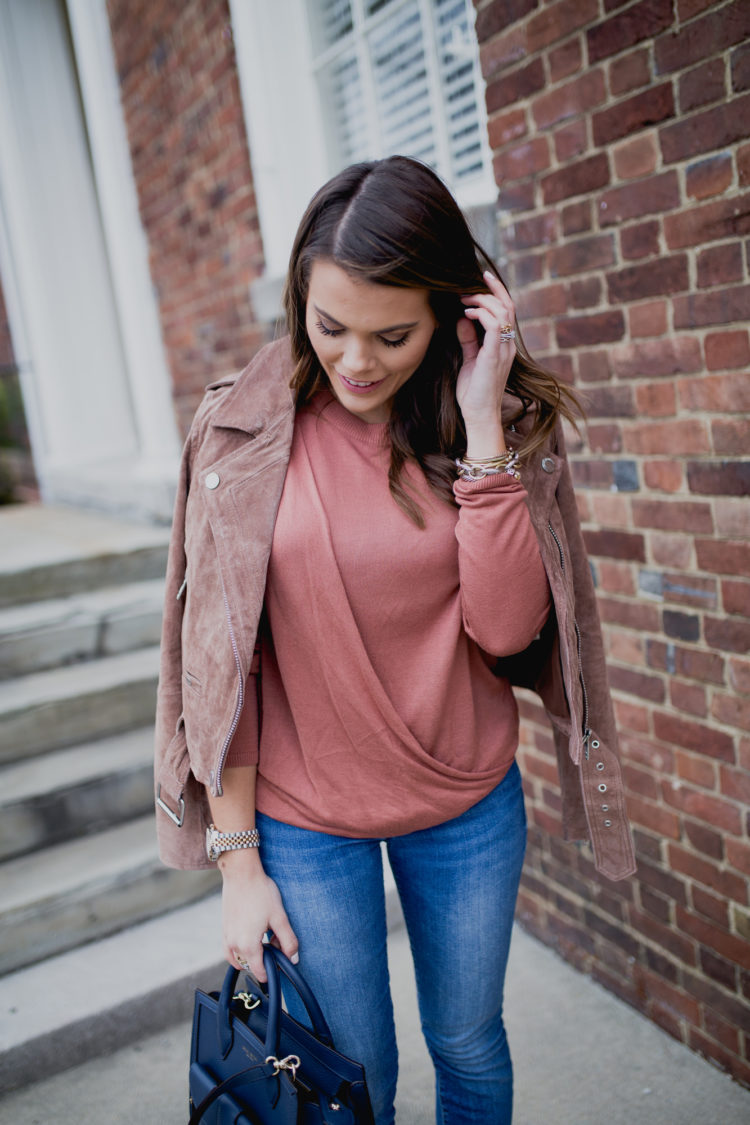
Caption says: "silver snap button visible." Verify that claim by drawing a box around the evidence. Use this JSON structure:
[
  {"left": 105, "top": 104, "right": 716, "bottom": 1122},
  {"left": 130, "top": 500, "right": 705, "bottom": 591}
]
[
  {"left": 598, "top": 783, "right": 607, "bottom": 793},
  {"left": 591, "top": 739, "right": 600, "bottom": 749},
  {"left": 604, "top": 819, "right": 612, "bottom": 827},
  {"left": 601, "top": 804, "right": 609, "bottom": 811},
  {"left": 596, "top": 762, "right": 605, "bottom": 771},
  {"left": 205, "top": 471, "right": 220, "bottom": 490},
  {"left": 541, "top": 457, "right": 555, "bottom": 473}
]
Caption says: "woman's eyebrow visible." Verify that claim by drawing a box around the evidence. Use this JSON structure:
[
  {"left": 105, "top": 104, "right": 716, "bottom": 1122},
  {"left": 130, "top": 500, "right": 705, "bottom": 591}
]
[{"left": 313, "top": 304, "right": 419, "bottom": 333}]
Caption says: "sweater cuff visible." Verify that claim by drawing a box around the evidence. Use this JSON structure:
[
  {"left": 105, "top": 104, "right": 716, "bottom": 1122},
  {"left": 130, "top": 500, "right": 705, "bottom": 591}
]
[{"left": 453, "top": 473, "right": 526, "bottom": 498}]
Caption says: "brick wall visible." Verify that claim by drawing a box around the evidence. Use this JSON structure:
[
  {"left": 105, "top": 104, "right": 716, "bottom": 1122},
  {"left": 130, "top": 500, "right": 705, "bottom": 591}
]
[
  {"left": 475, "top": 0, "right": 750, "bottom": 1086},
  {"left": 107, "top": 0, "right": 267, "bottom": 435}
]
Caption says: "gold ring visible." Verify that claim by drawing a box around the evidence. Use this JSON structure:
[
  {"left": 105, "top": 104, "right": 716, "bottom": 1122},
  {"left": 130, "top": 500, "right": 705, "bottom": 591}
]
[{"left": 500, "top": 323, "right": 513, "bottom": 334}]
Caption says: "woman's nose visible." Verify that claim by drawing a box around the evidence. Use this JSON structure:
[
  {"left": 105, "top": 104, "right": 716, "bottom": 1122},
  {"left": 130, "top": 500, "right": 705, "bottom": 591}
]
[{"left": 342, "top": 337, "right": 375, "bottom": 373}]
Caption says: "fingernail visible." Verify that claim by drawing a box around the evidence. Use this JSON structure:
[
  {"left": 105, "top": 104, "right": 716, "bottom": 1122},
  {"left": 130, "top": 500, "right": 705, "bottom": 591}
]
[
  {"left": 484, "top": 269, "right": 496, "bottom": 279},
  {"left": 291, "top": 952, "right": 300, "bottom": 965}
]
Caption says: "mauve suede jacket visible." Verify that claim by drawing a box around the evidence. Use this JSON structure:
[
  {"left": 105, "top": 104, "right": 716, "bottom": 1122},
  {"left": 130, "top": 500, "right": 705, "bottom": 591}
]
[{"left": 154, "top": 337, "right": 636, "bottom": 881}]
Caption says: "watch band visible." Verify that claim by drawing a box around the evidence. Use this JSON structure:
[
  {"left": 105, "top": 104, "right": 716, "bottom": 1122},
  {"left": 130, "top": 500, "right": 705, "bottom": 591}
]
[{"left": 206, "top": 824, "right": 261, "bottom": 861}]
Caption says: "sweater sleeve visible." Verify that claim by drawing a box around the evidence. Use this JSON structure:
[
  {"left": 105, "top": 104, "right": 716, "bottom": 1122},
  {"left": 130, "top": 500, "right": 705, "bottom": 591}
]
[
  {"left": 453, "top": 474, "right": 551, "bottom": 657},
  {"left": 223, "top": 645, "right": 261, "bottom": 767}
]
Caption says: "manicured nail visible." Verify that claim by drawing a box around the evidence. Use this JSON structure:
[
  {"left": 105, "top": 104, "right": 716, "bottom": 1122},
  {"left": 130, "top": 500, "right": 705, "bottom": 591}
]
[{"left": 291, "top": 952, "right": 300, "bottom": 964}]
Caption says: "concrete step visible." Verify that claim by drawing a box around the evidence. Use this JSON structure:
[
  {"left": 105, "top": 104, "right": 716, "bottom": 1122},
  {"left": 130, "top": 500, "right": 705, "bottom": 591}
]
[
  {"left": 0, "top": 857, "right": 401, "bottom": 1095},
  {"left": 0, "top": 727, "right": 155, "bottom": 862},
  {"left": 0, "top": 815, "right": 220, "bottom": 976},
  {"left": 0, "top": 579, "right": 165, "bottom": 679},
  {"left": 0, "top": 646, "right": 160, "bottom": 765},
  {"left": 0, "top": 503, "right": 170, "bottom": 608},
  {"left": 0, "top": 894, "right": 224, "bottom": 1094}
]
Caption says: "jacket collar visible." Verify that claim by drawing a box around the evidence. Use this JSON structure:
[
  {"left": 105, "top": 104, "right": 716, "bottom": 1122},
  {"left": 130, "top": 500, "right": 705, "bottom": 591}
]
[{"left": 210, "top": 337, "right": 295, "bottom": 437}]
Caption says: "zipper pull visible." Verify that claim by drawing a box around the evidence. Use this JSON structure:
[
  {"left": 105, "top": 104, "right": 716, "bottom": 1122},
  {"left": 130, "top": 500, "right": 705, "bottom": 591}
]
[
  {"left": 176, "top": 576, "right": 187, "bottom": 600},
  {"left": 582, "top": 729, "right": 592, "bottom": 760}
]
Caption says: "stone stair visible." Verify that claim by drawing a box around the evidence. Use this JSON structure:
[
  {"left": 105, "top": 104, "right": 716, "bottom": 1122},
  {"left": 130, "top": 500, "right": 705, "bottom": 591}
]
[{"left": 0, "top": 504, "right": 219, "bottom": 977}]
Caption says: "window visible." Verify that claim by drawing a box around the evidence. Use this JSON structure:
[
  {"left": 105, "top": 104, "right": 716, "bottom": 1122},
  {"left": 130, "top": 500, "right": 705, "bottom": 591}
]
[
  {"left": 309, "top": 0, "right": 492, "bottom": 192},
  {"left": 229, "top": 0, "right": 494, "bottom": 294}
]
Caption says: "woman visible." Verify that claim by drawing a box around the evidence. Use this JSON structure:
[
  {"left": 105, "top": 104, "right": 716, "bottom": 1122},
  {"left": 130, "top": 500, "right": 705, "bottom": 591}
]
[{"left": 155, "top": 156, "right": 635, "bottom": 1124}]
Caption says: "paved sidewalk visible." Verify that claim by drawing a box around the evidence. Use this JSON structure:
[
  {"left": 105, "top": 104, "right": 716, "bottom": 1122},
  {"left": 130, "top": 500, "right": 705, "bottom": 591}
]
[{"left": 1, "top": 921, "right": 747, "bottom": 1124}]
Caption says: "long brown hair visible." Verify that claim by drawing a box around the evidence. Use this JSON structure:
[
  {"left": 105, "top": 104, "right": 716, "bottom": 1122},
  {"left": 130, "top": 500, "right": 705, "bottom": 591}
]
[{"left": 283, "top": 155, "right": 579, "bottom": 527}]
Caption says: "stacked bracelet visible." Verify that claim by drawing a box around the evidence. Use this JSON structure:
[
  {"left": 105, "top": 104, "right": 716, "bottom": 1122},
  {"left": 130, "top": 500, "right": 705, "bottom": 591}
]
[{"left": 455, "top": 450, "right": 521, "bottom": 482}]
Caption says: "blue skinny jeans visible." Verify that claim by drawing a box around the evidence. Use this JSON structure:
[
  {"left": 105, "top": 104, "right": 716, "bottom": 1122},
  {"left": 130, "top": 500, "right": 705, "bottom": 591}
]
[{"left": 256, "top": 760, "right": 526, "bottom": 1125}]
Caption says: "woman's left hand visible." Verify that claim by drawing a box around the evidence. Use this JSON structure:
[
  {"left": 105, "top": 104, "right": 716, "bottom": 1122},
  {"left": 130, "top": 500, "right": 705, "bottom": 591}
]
[{"left": 456, "top": 271, "right": 516, "bottom": 451}]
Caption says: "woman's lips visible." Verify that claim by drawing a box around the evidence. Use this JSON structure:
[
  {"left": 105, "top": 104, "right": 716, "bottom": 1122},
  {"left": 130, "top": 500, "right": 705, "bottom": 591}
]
[{"left": 337, "top": 370, "right": 387, "bottom": 394}]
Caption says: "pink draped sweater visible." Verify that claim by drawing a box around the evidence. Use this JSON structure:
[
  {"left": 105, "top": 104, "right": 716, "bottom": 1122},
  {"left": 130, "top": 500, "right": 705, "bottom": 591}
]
[{"left": 225, "top": 392, "right": 551, "bottom": 837}]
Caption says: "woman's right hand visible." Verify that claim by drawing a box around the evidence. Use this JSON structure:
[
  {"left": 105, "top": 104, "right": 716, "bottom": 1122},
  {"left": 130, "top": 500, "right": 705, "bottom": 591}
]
[{"left": 220, "top": 855, "right": 299, "bottom": 983}]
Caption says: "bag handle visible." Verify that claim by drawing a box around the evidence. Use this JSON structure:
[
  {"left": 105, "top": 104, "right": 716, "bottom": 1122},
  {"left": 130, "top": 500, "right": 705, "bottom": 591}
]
[
  {"left": 217, "top": 945, "right": 334, "bottom": 1059},
  {"left": 188, "top": 1059, "right": 270, "bottom": 1124}
]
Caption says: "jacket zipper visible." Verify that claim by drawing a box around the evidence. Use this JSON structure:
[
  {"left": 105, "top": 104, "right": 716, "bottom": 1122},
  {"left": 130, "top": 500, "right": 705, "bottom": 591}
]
[
  {"left": 214, "top": 581, "right": 244, "bottom": 796},
  {"left": 548, "top": 521, "right": 592, "bottom": 757}
]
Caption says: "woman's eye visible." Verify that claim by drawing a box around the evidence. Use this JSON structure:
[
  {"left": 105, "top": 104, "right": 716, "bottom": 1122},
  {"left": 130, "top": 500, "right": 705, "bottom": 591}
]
[
  {"left": 316, "top": 320, "right": 343, "bottom": 337},
  {"left": 380, "top": 334, "right": 409, "bottom": 349}
]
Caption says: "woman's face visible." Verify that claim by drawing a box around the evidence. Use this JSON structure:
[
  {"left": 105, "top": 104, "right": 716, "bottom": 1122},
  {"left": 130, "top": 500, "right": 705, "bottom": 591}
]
[{"left": 305, "top": 259, "right": 437, "bottom": 424}]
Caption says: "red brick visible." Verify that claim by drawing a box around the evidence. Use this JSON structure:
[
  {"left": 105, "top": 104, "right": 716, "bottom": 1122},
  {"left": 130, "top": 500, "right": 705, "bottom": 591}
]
[
  {"left": 655, "top": 0, "right": 750, "bottom": 75},
  {"left": 704, "top": 329, "right": 750, "bottom": 370},
  {"left": 704, "top": 615, "right": 750, "bottom": 653},
  {"left": 486, "top": 57, "right": 546, "bottom": 114},
  {"left": 609, "top": 47, "right": 651, "bottom": 96},
  {"left": 554, "top": 119, "right": 588, "bottom": 161},
  {"left": 613, "top": 133, "right": 659, "bottom": 180},
  {"left": 687, "top": 461, "right": 750, "bottom": 497},
  {"left": 590, "top": 491, "right": 630, "bottom": 526},
  {"left": 612, "top": 336, "right": 703, "bottom": 378},
  {"left": 614, "top": 697, "right": 650, "bottom": 732},
  {"left": 676, "top": 905, "right": 750, "bottom": 968},
  {"left": 556, "top": 310, "right": 625, "bottom": 347},
  {"left": 541, "top": 154, "right": 611, "bottom": 204},
  {"left": 673, "top": 285, "right": 750, "bottom": 329},
  {"left": 548, "top": 234, "right": 616, "bottom": 277},
  {"left": 733, "top": 40, "right": 750, "bottom": 92},
  {"left": 581, "top": 384, "right": 635, "bottom": 417},
  {"left": 607, "top": 255, "right": 689, "bottom": 303},
  {"left": 606, "top": 621, "right": 644, "bottom": 659},
  {"left": 657, "top": 571, "right": 718, "bottom": 611},
  {"left": 593, "top": 83, "right": 674, "bottom": 146},
  {"left": 629, "top": 793, "right": 684, "bottom": 840},
  {"left": 598, "top": 596, "right": 662, "bottom": 633},
  {"left": 739, "top": 142, "right": 750, "bottom": 187},
  {"left": 475, "top": 0, "right": 537, "bottom": 40},
  {"left": 549, "top": 37, "right": 583, "bottom": 82},
  {"left": 629, "top": 300, "right": 668, "bottom": 337},
  {"left": 669, "top": 846, "right": 749, "bottom": 903},
  {"left": 527, "top": 0, "right": 599, "bottom": 52},
  {"left": 729, "top": 657, "right": 750, "bottom": 695},
  {"left": 644, "top": 460, "right": 684, "bottom": 492},
  {"left": 517, "top": 283, "right": 567, "bottom": 318},
  {"left": 678, "top": 372, "right": 750, "bottom": 412},
  {"left": 480, "top": 27, "right": 528, "bottom": 81},
  {"left": 561, "top": 199, "right": 592, "bottom": 235},
  {"left": 675, "top": 749, "right": 715, "bottom": 786},
  {"left": 533, "top": 69, "right": 606, "bottom": 130},
  {"left": 494, "top": 137, "right": 551, "bottom": 182},
  {"left": 649, "top": 533, "right": 694, "bottom": 570},
  {"left": 505, "top": 211, "right": 558, "bottom": 251},
  {"left": 609, "top": 665, "right": 665, "bottom": 702},
  {"left": 720, "top": 764, "right": 750, "bottom": 806},
  {"left": 654, "top": 713, "right": 735, "bottom": 762},
  {"left": 696, "top": 539, "right": 750, "bottom": 577},
  {"left": 712, "top": 419, "right": 750, "bottom": 454},
  {"left": 587, "top": 0, "right": 672, "bottom": 63},
  {"left": 722, "top": 579, "right": 750, "bottom": 618},
  {"left": 498, "top": 179, "right": 536, "bottom": 212},
  {"left": 567, "top": 277, "right": 602, "bottom": 309},
  {"left": 632, "top": 499, "right": 712, "bottom": 533},
  {"left": 487, "top": 107, "right": 528, "bottom": 150},
  {"left": 692, "top": 885, "right": 730, "bottom": 928},
  {"left": 586, "top": 424, "right": 622, "bottom": 453},
  {"left": 685, "top": 820, "right": 725, "bottom": 862},
  {"left": 667, "top": 196, "right": 750, "bottom": 252},
  {"left": 577, "top": 349, "right": 611, "bottom": 382},
  {"left": 686, "top": 153, "right": 734, "bottom": 201},
  {"left": 582, "top": 528, "right": 646, "bottom": 561},
  {"left": 713, "top": 692, "right": 750, "bottom": 733},
  {"left": 679, "top": 58, "right": 727, "bottom": 113},
  {"left": 726, "top": 837, "right": 750, "bottom": 877},
  {"left": 660, "top": 91, "right": 750, "bottom": 164},
  {"left": 622, "top": 419, "right": 710, "bottom": 456},
  {"left": 620, "top": 220, "right": 660, "bottom": 259},
  {"left": 600, "top": 170, "right": 680, "bottom": 226},
  {"left": 703, "top": 1010, "right": 741, "bottom": 1056}
]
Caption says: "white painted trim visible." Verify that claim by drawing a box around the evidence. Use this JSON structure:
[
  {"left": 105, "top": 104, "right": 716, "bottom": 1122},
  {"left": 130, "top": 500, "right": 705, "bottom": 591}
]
[
  {"left": 228, "top": 0, "right": 328, "bottom": 280},
  {"left": 66, "top": 0, "right": 180, "bottom": 470}
]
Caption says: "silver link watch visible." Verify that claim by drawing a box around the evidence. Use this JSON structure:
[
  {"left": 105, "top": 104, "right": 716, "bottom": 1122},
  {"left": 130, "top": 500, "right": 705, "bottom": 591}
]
[{"left": 205, "top": 823, "right": 261, "bottom": 862}]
